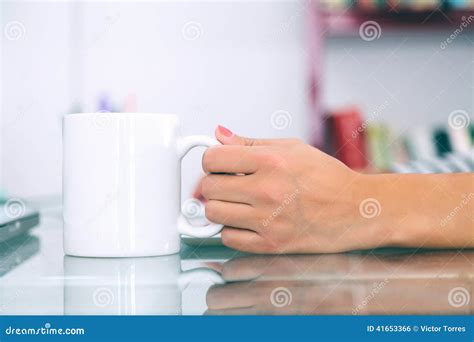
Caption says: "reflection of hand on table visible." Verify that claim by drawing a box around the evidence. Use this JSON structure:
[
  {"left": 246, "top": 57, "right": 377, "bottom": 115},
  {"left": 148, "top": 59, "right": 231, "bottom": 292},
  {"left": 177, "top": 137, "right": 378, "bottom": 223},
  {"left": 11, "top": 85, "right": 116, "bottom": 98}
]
[{"left": 205, "top": 253, "right": 473, "bottom": 315}]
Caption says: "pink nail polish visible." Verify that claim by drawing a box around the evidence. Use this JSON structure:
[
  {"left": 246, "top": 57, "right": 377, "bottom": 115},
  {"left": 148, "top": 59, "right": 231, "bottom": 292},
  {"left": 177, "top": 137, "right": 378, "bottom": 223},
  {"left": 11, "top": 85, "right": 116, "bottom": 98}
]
[{"left": 217, "top": 125, "right": 233, "bottom": 137}]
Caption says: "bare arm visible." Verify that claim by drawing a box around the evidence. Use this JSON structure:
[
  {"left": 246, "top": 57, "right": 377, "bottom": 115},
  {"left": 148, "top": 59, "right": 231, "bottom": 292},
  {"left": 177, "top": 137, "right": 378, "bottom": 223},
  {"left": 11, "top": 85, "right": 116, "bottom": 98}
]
[
  {"left": 199, "top": 125, "right": 473, "bottom": 253},
  {"left": 364, "top": 172, "right": 473, "bottom": 249}
]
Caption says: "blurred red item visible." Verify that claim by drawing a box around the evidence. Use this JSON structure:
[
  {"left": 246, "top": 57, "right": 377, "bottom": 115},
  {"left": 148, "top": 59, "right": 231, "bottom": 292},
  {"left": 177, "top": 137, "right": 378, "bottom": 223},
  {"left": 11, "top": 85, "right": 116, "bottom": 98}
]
[{"left": 329, "top": 107, "right": 368, "bottom": 170}]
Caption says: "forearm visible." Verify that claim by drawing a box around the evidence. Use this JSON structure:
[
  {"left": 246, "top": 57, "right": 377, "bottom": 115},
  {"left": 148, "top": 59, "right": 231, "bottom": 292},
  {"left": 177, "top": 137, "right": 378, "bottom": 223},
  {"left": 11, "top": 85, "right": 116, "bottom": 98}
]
[
  {"left": 358, "top": 173, "right": 474, "bottom": 249},
  {"left": 199, "top": 127, "right": 473, "bottom": 254}
]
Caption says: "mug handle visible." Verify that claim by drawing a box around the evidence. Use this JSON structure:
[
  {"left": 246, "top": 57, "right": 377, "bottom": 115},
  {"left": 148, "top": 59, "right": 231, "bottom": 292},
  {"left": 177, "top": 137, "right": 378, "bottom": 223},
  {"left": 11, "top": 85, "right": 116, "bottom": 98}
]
[{"left": 177, "top": 135, "right": 224, "bottom": 238}]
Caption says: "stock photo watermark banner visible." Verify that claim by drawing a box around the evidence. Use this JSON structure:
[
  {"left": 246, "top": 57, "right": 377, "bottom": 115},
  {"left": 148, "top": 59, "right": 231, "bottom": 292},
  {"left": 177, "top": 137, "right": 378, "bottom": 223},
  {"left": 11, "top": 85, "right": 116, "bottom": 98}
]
[{"left": 0, "top": 316, "right": 471, "bottom": 341}]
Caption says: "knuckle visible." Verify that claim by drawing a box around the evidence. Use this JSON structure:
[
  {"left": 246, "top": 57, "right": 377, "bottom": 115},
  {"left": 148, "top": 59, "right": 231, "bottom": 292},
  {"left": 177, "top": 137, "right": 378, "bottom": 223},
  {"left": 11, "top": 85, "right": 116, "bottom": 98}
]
[
  {"left": 272, "top": 188, "right": 286, "bottom": 203},
  {"left": 258, "top": 240, "right": 279, "bottom": 254},
  {"left": 260, "top": 188, "right": 274, "bottom": 204},
  {"left": 260, "top": 184, "right": 285, "bottom": 204},
  {"left": 242, "top": 137, "right": 256, "bottom": 146},
  {"left": 200, "top": 176, "right": 214, "bottom": 199},
  {"left": 202, "top": 148, "right": 217, "bottom": 173},
  {"left": 205, "top": 288, "right": 217, "bottom": 309},
  {"left": 200, "top": 178, "right": 210, "bottom": 198},
  {"left": 205, "top": 200, "right": 220, "bottom": 222},
  {"left": 240, "top": 241, "right": 267, "bottom": 254},
  {"left": 262, "top": 152, "right": 288, "bottom": 169},
  {"left": 221, "top": 228, "right": 236, "bottom": 247},
  {"left": 221, "top": 230, "right": 278, "bottom": 254}
]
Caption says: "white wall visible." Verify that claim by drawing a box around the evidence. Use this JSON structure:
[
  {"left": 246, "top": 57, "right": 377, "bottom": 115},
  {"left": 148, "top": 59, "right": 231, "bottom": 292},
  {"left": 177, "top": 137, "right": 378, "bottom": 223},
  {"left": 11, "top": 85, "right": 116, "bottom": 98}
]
[
  {"left": 1, "top": 1, "right": 73, "bottom": 198},
  {"left": 0, "top": 8, "right": 3, "bottom": 196},
  {"left": 324, "top": 31, "right": 473, "bottom": 132},
  {"left": 1, "top": 0, "right": 309, "bottom": 198}
]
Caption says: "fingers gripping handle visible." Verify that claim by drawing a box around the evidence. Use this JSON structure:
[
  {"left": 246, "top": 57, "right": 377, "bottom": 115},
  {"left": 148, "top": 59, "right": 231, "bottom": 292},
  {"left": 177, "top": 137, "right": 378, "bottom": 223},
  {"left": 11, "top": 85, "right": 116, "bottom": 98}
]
[{"left": 178, "top": 135, "right": 223, "bottom": 238}]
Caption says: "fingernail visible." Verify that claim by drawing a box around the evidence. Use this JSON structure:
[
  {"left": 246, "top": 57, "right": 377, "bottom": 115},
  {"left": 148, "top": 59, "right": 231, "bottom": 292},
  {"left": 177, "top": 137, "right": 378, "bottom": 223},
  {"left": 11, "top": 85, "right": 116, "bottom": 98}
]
[{"left": 217, "top": 125, "right": 233, "bottom": 137}]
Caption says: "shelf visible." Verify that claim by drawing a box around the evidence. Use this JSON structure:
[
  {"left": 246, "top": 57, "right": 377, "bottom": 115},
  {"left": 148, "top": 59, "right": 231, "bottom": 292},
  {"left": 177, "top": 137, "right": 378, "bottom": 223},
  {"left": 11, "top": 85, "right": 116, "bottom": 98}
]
[{"left": 320, "top": 8, "right": 474, "bottom": 37}]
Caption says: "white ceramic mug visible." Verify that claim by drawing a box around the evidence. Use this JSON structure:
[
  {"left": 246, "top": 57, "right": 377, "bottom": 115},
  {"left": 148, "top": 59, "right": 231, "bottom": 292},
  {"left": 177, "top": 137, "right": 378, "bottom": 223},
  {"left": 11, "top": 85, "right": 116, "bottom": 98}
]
[
  {"left": 64, "top": 255, "right": 224, "bottom": 315},
  {"left": 63, "top": 113, "right": 222, "bottom": 257}
]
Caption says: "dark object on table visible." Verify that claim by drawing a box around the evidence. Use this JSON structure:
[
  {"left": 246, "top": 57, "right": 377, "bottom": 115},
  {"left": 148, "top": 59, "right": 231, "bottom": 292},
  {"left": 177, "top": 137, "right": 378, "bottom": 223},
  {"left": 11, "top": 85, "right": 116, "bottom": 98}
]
[{"left": 0, "top": 204, "right": 40, "bottom": 243}]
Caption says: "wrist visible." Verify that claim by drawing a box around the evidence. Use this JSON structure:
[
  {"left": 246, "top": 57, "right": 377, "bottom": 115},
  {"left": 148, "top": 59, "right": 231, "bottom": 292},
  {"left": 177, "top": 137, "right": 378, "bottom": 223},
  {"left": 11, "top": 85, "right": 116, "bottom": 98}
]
[{"left": 352, "top": 174, "right": 405, "bottom": 249}]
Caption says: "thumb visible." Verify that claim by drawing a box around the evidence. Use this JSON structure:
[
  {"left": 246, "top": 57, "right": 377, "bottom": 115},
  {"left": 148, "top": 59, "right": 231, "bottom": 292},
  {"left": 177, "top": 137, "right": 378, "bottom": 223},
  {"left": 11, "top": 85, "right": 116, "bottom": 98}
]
[
  {"left": 215, "top": 125, "right": 260, "bottom": 146},
  {"left": 215, "top": 125, "right": 300, "bottom": 147}
]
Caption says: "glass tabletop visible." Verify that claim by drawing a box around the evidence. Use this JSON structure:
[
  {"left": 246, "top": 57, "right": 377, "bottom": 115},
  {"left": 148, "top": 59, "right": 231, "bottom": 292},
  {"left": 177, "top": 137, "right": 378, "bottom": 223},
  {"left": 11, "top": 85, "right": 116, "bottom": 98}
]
[{"left": 0, "top": 216, "right": 472, "bottom": 315}]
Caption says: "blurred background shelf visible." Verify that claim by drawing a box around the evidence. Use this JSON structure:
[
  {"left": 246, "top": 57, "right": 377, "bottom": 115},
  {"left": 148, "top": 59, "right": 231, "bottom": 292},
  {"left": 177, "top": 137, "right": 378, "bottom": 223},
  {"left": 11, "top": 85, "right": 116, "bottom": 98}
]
[{"left": 320, "top": 0, "right": 474, "bottom": 36}]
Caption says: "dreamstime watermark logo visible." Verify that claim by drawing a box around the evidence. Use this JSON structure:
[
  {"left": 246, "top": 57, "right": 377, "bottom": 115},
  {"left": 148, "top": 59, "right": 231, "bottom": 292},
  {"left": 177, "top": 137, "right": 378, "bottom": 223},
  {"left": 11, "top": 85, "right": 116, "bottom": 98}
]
[
  {"left": 4, "top": 21, "right": 26, "bottom": 41},
  {"left": 182, "top": 21, "right": 203, "bottom": 41},
  {"left": 270, "top": 287, "right": 292, "bottom": 308},
  {"left": 440, "top": 192, "right": 473, "bottom": 228},
  {"left": 182, "top": 198, "right": 204, "bottom": 218},
  {"left": 359, "top": 21, "right": 381, "bottom": 42},
  {"left": 448, "top": 110, "right": 471, "bottom": 130},
  {"left": 440, "top": 15, "right": 474, "bottom": 50},
  {"left": 90, "top": 13, "right": 120, "bottom": 47},
  {"left": 352, "top": 99, "right": 390, "bottom": 138},
  {"left": 448, "top": 287, "right": 470, "bottom": 308},
  {"left": 4, "top": 322, "right": 85, "bottom": 336},
  {"left": 92, "top": 110, "right": 113, "bottom": 130},
  {"left": 279, "top": 5, "right": 306, "bottom": 34},
  {"left": 6, "top": 100, "right": 36, "bottom": 127},
  {"left": 359, "top": 198, "right": 381, "bottom": 219},
  {"left": 3, "top": 199, "right": 26, "bottom": 219},
  {"left": 260, "top": 3, "right": 308, "bottom": 48},
  {"left": 270, "top": 110, "right": 292, "bottom": 130},
  {"left": 262, "top": 189, "right": 300, "bottom": 227},
  {"left": 352, "top": 278, "right": 389, "bottom": 315},
  {"left": 92, "top": 287, "right": 114, "bottom": 307}
]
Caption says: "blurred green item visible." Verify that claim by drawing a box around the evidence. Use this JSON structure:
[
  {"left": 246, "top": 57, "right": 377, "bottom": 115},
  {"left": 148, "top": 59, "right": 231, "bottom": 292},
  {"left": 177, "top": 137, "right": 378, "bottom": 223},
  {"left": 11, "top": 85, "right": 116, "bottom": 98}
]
[
  {"left": 434, "top": 128, "right": 453, "bottom": 157},
  {"left": 367, "top": 124, "right": 393, "bottom": 171}
]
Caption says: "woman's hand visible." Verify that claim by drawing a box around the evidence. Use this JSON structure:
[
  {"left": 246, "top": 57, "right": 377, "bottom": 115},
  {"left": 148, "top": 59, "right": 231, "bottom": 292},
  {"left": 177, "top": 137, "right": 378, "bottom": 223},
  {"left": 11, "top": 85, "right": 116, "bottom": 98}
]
[
  {"left": 199, "top": 125, "right": 474, "bottom": 254},
  {"left": 200, "top": 125, "right": 386, "bottom": 253}
]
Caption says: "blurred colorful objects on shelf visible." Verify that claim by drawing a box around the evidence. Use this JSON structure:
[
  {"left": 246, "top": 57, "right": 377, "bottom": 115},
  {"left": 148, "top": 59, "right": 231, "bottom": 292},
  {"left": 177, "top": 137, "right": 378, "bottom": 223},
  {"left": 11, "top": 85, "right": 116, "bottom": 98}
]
[
  {"left": 324, "top": 106, "right": 473, "bottom": 173},
  {"left": 316, "top": 0, "right": 474, "bottom": 36},
  {"left": 320, "top": 0, "right": 474, "bottom": 12}
]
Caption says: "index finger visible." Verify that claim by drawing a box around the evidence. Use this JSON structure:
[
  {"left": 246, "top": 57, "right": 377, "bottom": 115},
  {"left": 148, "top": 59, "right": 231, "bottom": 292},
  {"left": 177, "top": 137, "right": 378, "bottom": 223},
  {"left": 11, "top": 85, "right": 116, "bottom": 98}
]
[{"left": 202, "top": 145, "right": 259, "bottom": 174}]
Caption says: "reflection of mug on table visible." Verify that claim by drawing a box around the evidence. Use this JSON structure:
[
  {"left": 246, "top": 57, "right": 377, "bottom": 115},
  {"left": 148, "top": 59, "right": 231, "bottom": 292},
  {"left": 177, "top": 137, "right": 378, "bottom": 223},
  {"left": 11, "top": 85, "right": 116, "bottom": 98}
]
[{"left": 64, "top": 255, "right": 223, "bottom": 315}]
